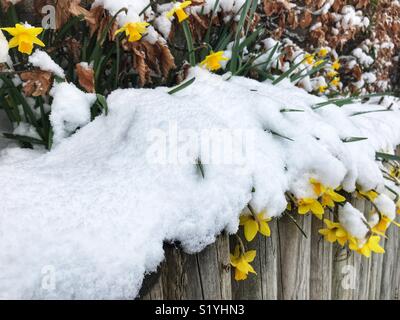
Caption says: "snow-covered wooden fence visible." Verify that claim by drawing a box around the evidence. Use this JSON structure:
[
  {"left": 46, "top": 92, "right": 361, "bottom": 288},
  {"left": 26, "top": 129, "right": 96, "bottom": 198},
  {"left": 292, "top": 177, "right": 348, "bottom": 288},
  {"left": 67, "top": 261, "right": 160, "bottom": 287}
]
[
  {"left": 140, "top": 207, "right": 400, "bottom": 300},
  {"left": 1, "top": 107, "right": 399, "bottom": 299},
  {"left": 2, "top": 1, "right": 399, "bottom": 300}
]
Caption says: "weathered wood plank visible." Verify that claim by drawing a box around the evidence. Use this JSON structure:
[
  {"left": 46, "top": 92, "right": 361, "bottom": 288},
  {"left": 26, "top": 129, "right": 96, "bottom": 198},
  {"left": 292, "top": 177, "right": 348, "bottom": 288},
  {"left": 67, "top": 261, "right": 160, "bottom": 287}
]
[
  {"left": 310, "top": 216, "right": 332, "bottom": 300},
  {"left": 196, "top": 233, "right": 232, "bottom": 300},
  {"left": 159, "top": 243, "right": 204, "bottom": 300},
  {"left": 259, "top": 220, "right": 279, "bottom": 300},
  {"left": 380, "top": 225, "right": 398, "bottom": 299},
  {"left": 231, "top": 229, "right": 263, "bottom": 300},
  {"left": 332, "top": 245, "right": 356, "bottom": 300},
  {"left": 352, "top": 198, "right": 371, "bottom": 299},
  {"left": 231, "top": 220, "right": 279, "bottom": 300},
  {"left": 390, "top": 229, "right": 400, "bottom": 300},
  {"left": 366, "top": 200, "right": 384, "bottom": 300},
  {"left": 277, "top": 214, "right": 311, "bottom": 300}
]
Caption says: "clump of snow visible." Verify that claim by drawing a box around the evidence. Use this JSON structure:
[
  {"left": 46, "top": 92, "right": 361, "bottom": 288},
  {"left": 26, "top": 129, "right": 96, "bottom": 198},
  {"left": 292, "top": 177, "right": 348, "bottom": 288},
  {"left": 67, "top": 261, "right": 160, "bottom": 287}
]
[
  {"left": 352, "top": 48, "right": 374, "bottom": 67},
  {"left": 93, "top": 0, "right": 153, "bottom": 26},
  {"left": 49, "top": 83, "right": 96, "bottom": 145},
  {"left": 29, "top": 49, "right": 65, "bottom": 78},
  {"left": 1, "top": 67, "right": 400, "bottom": 298},
  {"left": 0, "top": 30, "right": 9, "bottom": 64},
  {"left": 339, "top": 203, "right": 369, "bottom": 240},
  {"left": 29, "top": 50, "right": 65, "bottom": 78},
  {"left": 374, "top": 194, "right": 396, "bottom": 220}
]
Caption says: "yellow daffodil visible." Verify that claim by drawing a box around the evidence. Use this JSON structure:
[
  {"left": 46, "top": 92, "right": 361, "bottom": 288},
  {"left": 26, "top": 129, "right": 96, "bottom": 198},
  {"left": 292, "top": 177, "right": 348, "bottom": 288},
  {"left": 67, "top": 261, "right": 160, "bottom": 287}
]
[
  {"left": 372, "top": 214, "right": 400, "bottom": 234},
  {"left": 304, "top": 53, "right": 315, "bottom": 65},
  {"left": 372, "top": 215, "right": 391, "bottom": 233},
  {"left": 298, "top": 198, "right": 324, "bottom": 219},
  {"left": 167, "top": 1, "right": 192, "bottom": 23},
  {"left": 321, "top": 188, "right": 346, "bottom": 208},
  {"left": 240, "top": 211, "right": 271, "bottom": 242},
  {"left": 115, "top": 22, "right": 150, "bottom": 42},
  {"left": 1, "top": 23, "right": 44, "bottom": 55},
  {"left": 327, "top": 70, "right": 338, "bottom": 78},
  {"left": 358, "top": 189, "right": 379, "bottom": 202},
  {"left": 351, "top": 235, "right": 385, "bottom": 258},
  {"left": 230, "top": 245, "right": 257, "bottom": 281},
  {"left": 330, "top": 77, "right": 340, "bottom": 87},
  {"left": 200, "top": 51, "right": 229, "bottom": 71},
  {"left": 318, "top": 48, "right": 329, "bottom": 57},
  {"left": 332, "top": 59, "right": 341, "bottom": 70},
  {"left": 319, "top": 219, "right": 348, "bottom": 246},
  {"left": 397, "top": 202, "right": 400, "bottom": 215},
  {"left": 310, "top": 178, "right": 325, "bottom": 197},
  {"left": 318, "top": 85, "right": 328, "bottom": 94},
  {"left": 314, "top": 59, "right": 325, "bottom": 67}
]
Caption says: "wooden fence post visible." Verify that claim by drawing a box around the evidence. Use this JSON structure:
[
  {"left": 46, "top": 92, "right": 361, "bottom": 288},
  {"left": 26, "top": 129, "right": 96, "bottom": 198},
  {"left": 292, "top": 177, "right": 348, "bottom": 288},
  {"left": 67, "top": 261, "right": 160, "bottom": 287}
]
[
  {"left": 310, "top": 217, "right": 332, "bottom": 300},
  {"left": 141, "top": 234, "right": 232, "bottom": 300},
  {"left": 231, "top": 221, "right": 279, "bottom": 300},
  {"left": 276, "top": 214, "right": 311, "bottom": 300}
]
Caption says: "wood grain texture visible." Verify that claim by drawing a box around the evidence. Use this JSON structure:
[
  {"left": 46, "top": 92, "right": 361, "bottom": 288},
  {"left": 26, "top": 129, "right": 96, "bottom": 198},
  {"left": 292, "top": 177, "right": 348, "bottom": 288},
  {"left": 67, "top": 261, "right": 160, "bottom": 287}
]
[
  {"left": 277, "top": 214, "right": 311, "bottom": 300},
  {"left": 231, "top": 221, "right": 279, "bottom": 300},
  {"left": 310, "top": 216, "right": 332, "bottom": 300}
]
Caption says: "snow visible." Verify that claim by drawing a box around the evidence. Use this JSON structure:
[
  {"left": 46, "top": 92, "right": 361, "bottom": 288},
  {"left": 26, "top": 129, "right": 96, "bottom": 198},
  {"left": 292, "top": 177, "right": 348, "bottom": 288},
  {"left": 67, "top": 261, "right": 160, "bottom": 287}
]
[
  {"left": 29, "top": 50, "right": 65, "bottom": 78},
  {"left": 374, "top": 194, "right": 396, "bottom": 221},
  {"left": 339, "top": 203, "right": 369, "bottom": 240},
  {"left": 353, "top": 48, "right": 374, "bottom": 66},
  {"left": 93, "top": 0, "right": 152, "bottom": 26},
  {"left": 49, "top": 82, "right": 96, "bottom": 145},
  {"left": 0, "top": 30, "right": 9, "bottom": 64},
  {"left": 1, "top": 67, "right": 400, "bottom": 298}
]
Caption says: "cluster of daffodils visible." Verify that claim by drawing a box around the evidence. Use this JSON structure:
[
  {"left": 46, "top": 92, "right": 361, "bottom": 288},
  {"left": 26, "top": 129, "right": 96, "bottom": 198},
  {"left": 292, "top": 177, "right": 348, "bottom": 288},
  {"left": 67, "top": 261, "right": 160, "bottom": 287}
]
[
  {"left": 231, "top": 176, "right": 400, "bottom": 281},
  {"left": 0, "top": 2, "right": 229, "bottom": 74},
  {"left": 256, "top": 38, "right": 343, "bottom": 96},
  {"left": 113, "top": 1, "right": 229, "bottom": 72}
]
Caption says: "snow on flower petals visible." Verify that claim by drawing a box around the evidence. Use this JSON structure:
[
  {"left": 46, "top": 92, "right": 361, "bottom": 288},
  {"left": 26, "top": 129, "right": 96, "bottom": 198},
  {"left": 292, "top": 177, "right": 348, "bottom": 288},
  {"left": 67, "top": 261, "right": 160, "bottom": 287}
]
[
  {"left": 166, "top": 1, "right": 192, "bottom": 23},
  {"left": 1, "top": 23, "right": 44, "bottom": 55},
  {"left": 200, "top": 51, "right": 229, "bottom": 71}
]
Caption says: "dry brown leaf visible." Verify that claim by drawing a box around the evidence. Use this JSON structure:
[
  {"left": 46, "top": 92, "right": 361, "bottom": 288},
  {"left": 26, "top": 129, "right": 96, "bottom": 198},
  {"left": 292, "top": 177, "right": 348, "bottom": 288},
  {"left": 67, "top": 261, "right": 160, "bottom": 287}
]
[
  {"left": 1, "top": 0, "right": 23, "bottom": 11},
  {"left": 20, "top": 70, "right": 53, "bottom": 97},
  {"left": 158, "top": 42, "right": 176, "bottom": 78},
  {"left": 76, "top": 63, "right": 95, "bottom": 93},
  {"left": 132, "top": 45, "right": 151, "bottom": 87}
]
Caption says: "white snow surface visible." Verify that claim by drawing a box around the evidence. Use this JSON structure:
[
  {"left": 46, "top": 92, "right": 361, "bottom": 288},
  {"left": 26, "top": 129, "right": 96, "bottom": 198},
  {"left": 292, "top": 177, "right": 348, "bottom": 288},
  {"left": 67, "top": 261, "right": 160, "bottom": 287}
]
[
  {"left": 0, "top": 30, "right": 9, "bottom": 64},
  {"left": 29, "top": 50, "right": 65, "bottom": 78},
  {"left": 1, "top": 68, "right": 400, "bottom": 299}
]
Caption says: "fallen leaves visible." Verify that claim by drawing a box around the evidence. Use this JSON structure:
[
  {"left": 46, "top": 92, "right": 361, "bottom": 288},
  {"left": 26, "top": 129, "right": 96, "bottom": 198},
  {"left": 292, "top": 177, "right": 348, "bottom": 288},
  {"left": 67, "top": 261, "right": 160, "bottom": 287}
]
[
  {"left": 123, "top": 40, "right": 176, "bottom": 87},
  {"left": 20, "top": 70, "right": 53, "bottom": 97},
  {"left": 76, "top": 63, "right": 95, "bottom": 93}
]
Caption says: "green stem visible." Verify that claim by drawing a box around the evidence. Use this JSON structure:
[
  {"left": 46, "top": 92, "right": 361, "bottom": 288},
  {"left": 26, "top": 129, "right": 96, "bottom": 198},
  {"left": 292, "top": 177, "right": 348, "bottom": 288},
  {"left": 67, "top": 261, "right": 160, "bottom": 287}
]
[{"left": 182, "top": 20, "right": 196, "bottom": 66}]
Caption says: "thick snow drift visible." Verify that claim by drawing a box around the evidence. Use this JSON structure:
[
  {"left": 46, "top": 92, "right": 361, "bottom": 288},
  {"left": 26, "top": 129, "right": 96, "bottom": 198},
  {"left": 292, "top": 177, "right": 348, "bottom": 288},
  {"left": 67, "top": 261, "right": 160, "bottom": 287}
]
[{"left": 0, "top": 68, "right": 400, "bottom": 299}]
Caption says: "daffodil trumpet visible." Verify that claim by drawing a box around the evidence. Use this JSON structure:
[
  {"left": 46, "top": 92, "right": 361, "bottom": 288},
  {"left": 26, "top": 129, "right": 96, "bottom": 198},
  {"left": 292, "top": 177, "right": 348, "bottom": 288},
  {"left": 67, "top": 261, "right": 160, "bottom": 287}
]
[{"left": 115, "top": 22, "right": 150, "bottom": 42}]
